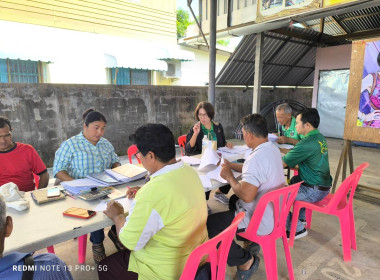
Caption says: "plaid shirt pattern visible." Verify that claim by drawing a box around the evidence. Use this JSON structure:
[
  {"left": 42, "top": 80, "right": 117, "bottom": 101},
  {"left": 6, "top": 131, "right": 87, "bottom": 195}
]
[{"left": 53, "top": 132, "right": 120, "bottom": 179}]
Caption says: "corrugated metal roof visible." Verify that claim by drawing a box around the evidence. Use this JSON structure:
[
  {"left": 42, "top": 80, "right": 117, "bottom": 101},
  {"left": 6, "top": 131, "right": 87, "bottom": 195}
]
[
  {"left": 216, "top": 29, "right": 319, "bottom": 86},
  {"left": 216, "top": 5, "right": 380, "bottom": 86}
]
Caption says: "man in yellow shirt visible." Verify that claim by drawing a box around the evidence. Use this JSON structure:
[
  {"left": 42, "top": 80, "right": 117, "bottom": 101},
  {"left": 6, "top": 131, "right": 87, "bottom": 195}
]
[{"left": 99, "top": 124, "right": 208, "bottom": 280}]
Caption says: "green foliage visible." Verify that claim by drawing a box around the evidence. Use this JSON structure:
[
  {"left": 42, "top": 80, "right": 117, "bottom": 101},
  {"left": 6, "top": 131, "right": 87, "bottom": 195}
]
[
  {"left": 177, "top": 8, "right": 193, "bottom": 38},
  {"left": 217, "top": 39, "right": 230, "bottom": 47}
]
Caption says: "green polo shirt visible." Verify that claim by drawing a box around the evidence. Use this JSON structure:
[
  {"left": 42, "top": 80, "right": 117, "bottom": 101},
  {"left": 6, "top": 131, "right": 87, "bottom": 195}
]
[
  {"left": 278, "top": 117, "right": 303, "bottom": 140},
  {"left": 283, "top": 129, "right": 332, "bottom": 186}
]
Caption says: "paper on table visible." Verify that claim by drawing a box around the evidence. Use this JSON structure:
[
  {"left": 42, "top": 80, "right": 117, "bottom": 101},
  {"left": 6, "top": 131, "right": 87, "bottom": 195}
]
[
  {"left": 61, "top": 178, "right": 107, "bottom": 188},
  {"left": 179, "top": 156, "right": 201, "bottom": 166},
  {"left": 199, "top": 175, "right": 213, "bottom": 190},
  {"left": 275, "top": 143, "right": 294, "bottom": 149},
  {"left": 218, "top": 145, "right": 250, "bottom": 154},
  {"left": 93, "top": 197, "right": 133, "bottom": 212},
  {"left": 268, "top": 133, "right": 278, "bottom": 141},
  {"left": 206, "top": 165, "right": 242, "bottom": 184},
  {"left": 198, "top": 148, "right": 220, "bottom": 171},
  {"left": 112, "top": 164, "right": 147, "bottom": 178}
]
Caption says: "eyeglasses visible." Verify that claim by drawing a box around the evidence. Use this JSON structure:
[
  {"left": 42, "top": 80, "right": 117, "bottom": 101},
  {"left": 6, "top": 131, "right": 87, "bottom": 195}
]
[
  {"left": 0, "top": 133, "right": 12, "bottom": 140},
  {"left": 134, "top": 150, "right": 141, "bottom": 159},
  {"left": 198, "top": 113, "right": 209, "bottom": 118}
]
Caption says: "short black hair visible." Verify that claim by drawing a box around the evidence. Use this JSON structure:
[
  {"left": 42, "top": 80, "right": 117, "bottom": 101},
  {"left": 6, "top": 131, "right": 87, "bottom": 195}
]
[
  {"left": 240, "top": 114, "right": 268, "bottom": 138},
  {"left": 194, "top": 101, "right": 215, "bottom": 121},
  {"left": 0, "top": 116, "right": 11, "bottom": 130},
  {"left": 82, "top": 108, "right": 107, "bottom": 126},
  {"left": 133, "top": 124, "right": 175, "bottom": 163},
  {"left": 296, "top": 108, "right": 320, "bottom": 128}
]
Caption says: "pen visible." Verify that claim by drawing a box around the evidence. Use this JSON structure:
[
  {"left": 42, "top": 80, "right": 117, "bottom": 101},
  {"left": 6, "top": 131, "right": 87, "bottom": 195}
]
[
  {"left": 127, "top": 186, "right": 137, "bottom": 197},
  {"left": 62, "top": 189, "right": 77, "bottom": 200}
]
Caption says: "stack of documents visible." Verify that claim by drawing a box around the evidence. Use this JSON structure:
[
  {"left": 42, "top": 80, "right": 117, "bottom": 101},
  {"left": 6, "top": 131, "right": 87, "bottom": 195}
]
[
  {"left": 61, "top": 164, "right": 147, "bottom": 195},
  {"left": 198, "top": 148, "right": 221, "bottom": 171},
  {"left": 178, "top": 156, "right": 201, "bottom": 166},
  {"left": 109, "top": 164, "right": 147, "bottom": 182},
  {"left": 268, "top": 133, "right": 278, "bottom": 142},
  {"left": 218, "top": 145, "right": 250, "bottom": 154}
]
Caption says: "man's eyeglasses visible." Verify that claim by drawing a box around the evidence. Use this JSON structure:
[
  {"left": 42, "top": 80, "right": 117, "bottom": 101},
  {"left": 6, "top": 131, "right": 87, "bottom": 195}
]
[{"left": 134, "top": 150, "right": 141, "bottom": 159}]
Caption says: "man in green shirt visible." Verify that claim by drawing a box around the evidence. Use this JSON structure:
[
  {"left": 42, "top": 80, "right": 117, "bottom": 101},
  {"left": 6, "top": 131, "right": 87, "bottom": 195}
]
[
  {"left": 99, "top": 124, "right": 208, "bottom": 280},
  {"left": 276, "top": 103, "right": 303, "bottom": 145},
  {"left": 282, "top": 108, "right": 332, "bottom": 240}
]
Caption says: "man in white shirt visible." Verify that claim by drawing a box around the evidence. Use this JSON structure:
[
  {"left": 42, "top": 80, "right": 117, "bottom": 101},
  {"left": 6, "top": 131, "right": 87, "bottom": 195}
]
[{"left": 207, "top": 114, "right": 285, "bottom": 280}]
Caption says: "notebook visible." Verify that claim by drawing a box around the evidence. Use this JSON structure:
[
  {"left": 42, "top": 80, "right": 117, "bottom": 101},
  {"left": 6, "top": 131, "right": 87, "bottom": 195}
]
[{"left": 31, "top": 188, "right": 66, "bottom": 204}]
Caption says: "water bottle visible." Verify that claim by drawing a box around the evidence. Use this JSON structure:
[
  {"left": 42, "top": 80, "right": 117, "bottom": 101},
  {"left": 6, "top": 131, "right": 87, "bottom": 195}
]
[{"left": 202, "top": 135, "right": 209, "bottom": 154}]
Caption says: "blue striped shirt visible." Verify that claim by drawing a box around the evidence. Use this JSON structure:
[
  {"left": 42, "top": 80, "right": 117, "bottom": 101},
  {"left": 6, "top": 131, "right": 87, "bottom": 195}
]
[{"left": 53, "top": 132, "right": 120, "bottom": 179}]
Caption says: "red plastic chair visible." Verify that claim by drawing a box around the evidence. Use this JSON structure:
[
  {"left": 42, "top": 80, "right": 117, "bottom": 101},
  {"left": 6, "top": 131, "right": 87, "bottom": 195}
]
[
  {"left": 178, "top": 135, "right": 187, "bottom": 156},
  {"left": 33, "top": 173, "right": 55, "bottom": 254},
  {"left": 289, "top": 163, "right": 369, "bottom": 261},
  {"left": 34, "top": 174, "right": 88, "bottom": 262},
  {"left": 237, "top": 183, "right": 301, "bottom": 280},
  {"left": 127, "top": 144, "right": 141, "bottom": 164},
  {"left": 180, "top": 212, "right": 245, "bottom": 280}
]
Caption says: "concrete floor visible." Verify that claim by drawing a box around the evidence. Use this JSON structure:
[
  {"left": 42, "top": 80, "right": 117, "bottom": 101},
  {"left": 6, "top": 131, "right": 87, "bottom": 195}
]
[{"left": 34, "top": 138, "right": 380, "bottom": 279}]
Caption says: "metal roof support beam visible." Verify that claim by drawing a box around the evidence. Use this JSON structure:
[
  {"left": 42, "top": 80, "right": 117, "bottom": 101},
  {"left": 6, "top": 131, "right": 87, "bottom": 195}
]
[
  {"left": 252, "top": 32, "right": 264, "bottom": 114},
  {"left": 274, "top": 45, "right": 314, "bottom": 85},
  {"left": 208, "top": 0, "right": 217, "bottom": 106}
]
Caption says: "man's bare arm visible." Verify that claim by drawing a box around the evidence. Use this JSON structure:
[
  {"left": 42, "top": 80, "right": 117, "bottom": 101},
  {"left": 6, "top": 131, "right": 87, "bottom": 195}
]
[
  {"left": 55, "top": 170, "right": 74, "bottom": 182},
  {"left": 38, "top": 172, "right": 49, "bottom": 189},
  {"left": 220, "top": 164, "right": 258, "bottom": 203}
]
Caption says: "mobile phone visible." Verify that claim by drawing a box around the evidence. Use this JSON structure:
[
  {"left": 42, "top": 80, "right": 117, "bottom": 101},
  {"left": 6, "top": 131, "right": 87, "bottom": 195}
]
[
  {"left": 63, "top": 207, "right": 96, "bottom": 219},
  {"left": 47, "top": 188, "right": 61, "bottom": 198}
]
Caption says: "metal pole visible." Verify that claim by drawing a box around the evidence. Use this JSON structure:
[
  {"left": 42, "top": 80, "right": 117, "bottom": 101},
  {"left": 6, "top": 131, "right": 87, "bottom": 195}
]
[
  {"left": 252, "top": 32, "right": 264, "bottom": 113},
  {"left": 208, "top": 0, "right": 217, "bottom": 106}
]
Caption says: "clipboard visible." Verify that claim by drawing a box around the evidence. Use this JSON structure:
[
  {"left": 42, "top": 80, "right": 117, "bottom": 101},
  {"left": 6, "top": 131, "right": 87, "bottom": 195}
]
[{"left": 31, "top": 188, "right": 66, "bottom": 204}]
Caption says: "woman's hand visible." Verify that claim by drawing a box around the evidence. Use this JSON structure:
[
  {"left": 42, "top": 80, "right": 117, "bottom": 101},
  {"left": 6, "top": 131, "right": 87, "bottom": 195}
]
[
  {"left": 126, "top": 186, "right": 141, "bottom": 199},
  {"left": 193, "top": 122, "right": 201, "bottom": 136}
]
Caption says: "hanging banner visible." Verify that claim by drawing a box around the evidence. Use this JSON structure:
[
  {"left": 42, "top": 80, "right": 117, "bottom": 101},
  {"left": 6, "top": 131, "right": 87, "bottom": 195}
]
[
  {"left": 324, "top": 0, "right": 357, "bottom": 7},
  {"left": 357, "top": 41, "right": 380, "bottom": 128},
  {"left": 257, "top": 0, "right": 319, "bottom": 23}
]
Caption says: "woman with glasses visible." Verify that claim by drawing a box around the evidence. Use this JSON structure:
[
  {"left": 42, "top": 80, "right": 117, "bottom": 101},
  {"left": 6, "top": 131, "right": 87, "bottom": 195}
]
[
  {"left": 53, "top": 108, "right": 121, "bottom": 264},
  {"left": 185, "top": 101, "right": 233, "bottom": 209}
]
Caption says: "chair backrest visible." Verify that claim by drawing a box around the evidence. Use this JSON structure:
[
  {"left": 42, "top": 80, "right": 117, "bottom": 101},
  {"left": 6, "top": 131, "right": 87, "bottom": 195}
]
[
  {"left": 238, "top": 183, "right": 301, "bottom": 241},
  {"left": 178, "top": 135, "right": 187, "bottom": 156},
  {"left": 180, "top": 212, "right": 245, "bottom": 280},
  {"left": 328, "top": 162, "right": 369, "bottom": 211},
  {"left": 33, "top": 173, "right": 40, "bottom": 190},
  {"left": 127, "top": 144, "right": 141, "bottom": 164}
]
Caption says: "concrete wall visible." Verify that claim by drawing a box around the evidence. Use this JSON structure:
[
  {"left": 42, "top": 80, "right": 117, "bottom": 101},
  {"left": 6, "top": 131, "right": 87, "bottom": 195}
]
[
  {"left": 312, "top": 44, "right": 352, "bottom": 107},
  {"left": 0, "top": 84, "right": 312, "bottom": 166}
]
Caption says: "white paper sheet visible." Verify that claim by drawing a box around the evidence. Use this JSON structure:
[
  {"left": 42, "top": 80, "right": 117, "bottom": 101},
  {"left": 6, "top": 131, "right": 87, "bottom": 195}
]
[
  {"left": 93, "top": 197, "right": 133, "bottom": 212},
  {"left": 268, "top": 133, "right": 278, "bottom": 141},
  {"left": 199, "top": 175, "right": 213, "bottom": 190},
  {"left": 198, "top": 148, "right": 221, "bottom": 171},
  {"left": 179, "top": 156, "right": 201, "bottom": 166},
  {"left": 218, "top": 145, "right": 250, "bottom": 154},
  {"left": 275, "top": 143, "right": 294, "bottom": 149}
]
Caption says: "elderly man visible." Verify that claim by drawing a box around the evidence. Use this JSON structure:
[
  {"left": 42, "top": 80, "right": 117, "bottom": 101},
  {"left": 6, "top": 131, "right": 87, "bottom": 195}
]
[
  {"left": 98, "top": 124, "right": 208, "bottom": 280},
  {"left": 0, "top": 116, "right": 49, "bottom": 191},
  {"left": 283, "top": 108, "right": 332, "bottom": 239},
  {"left": 275, "top": 103, "right": 303, "bottom": 145},
  {"left": 207, "top": 114, "right": 285, "bottom": 280},
  {"left": 0, "top": 195, "right": 73, "bottom": 279}
]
